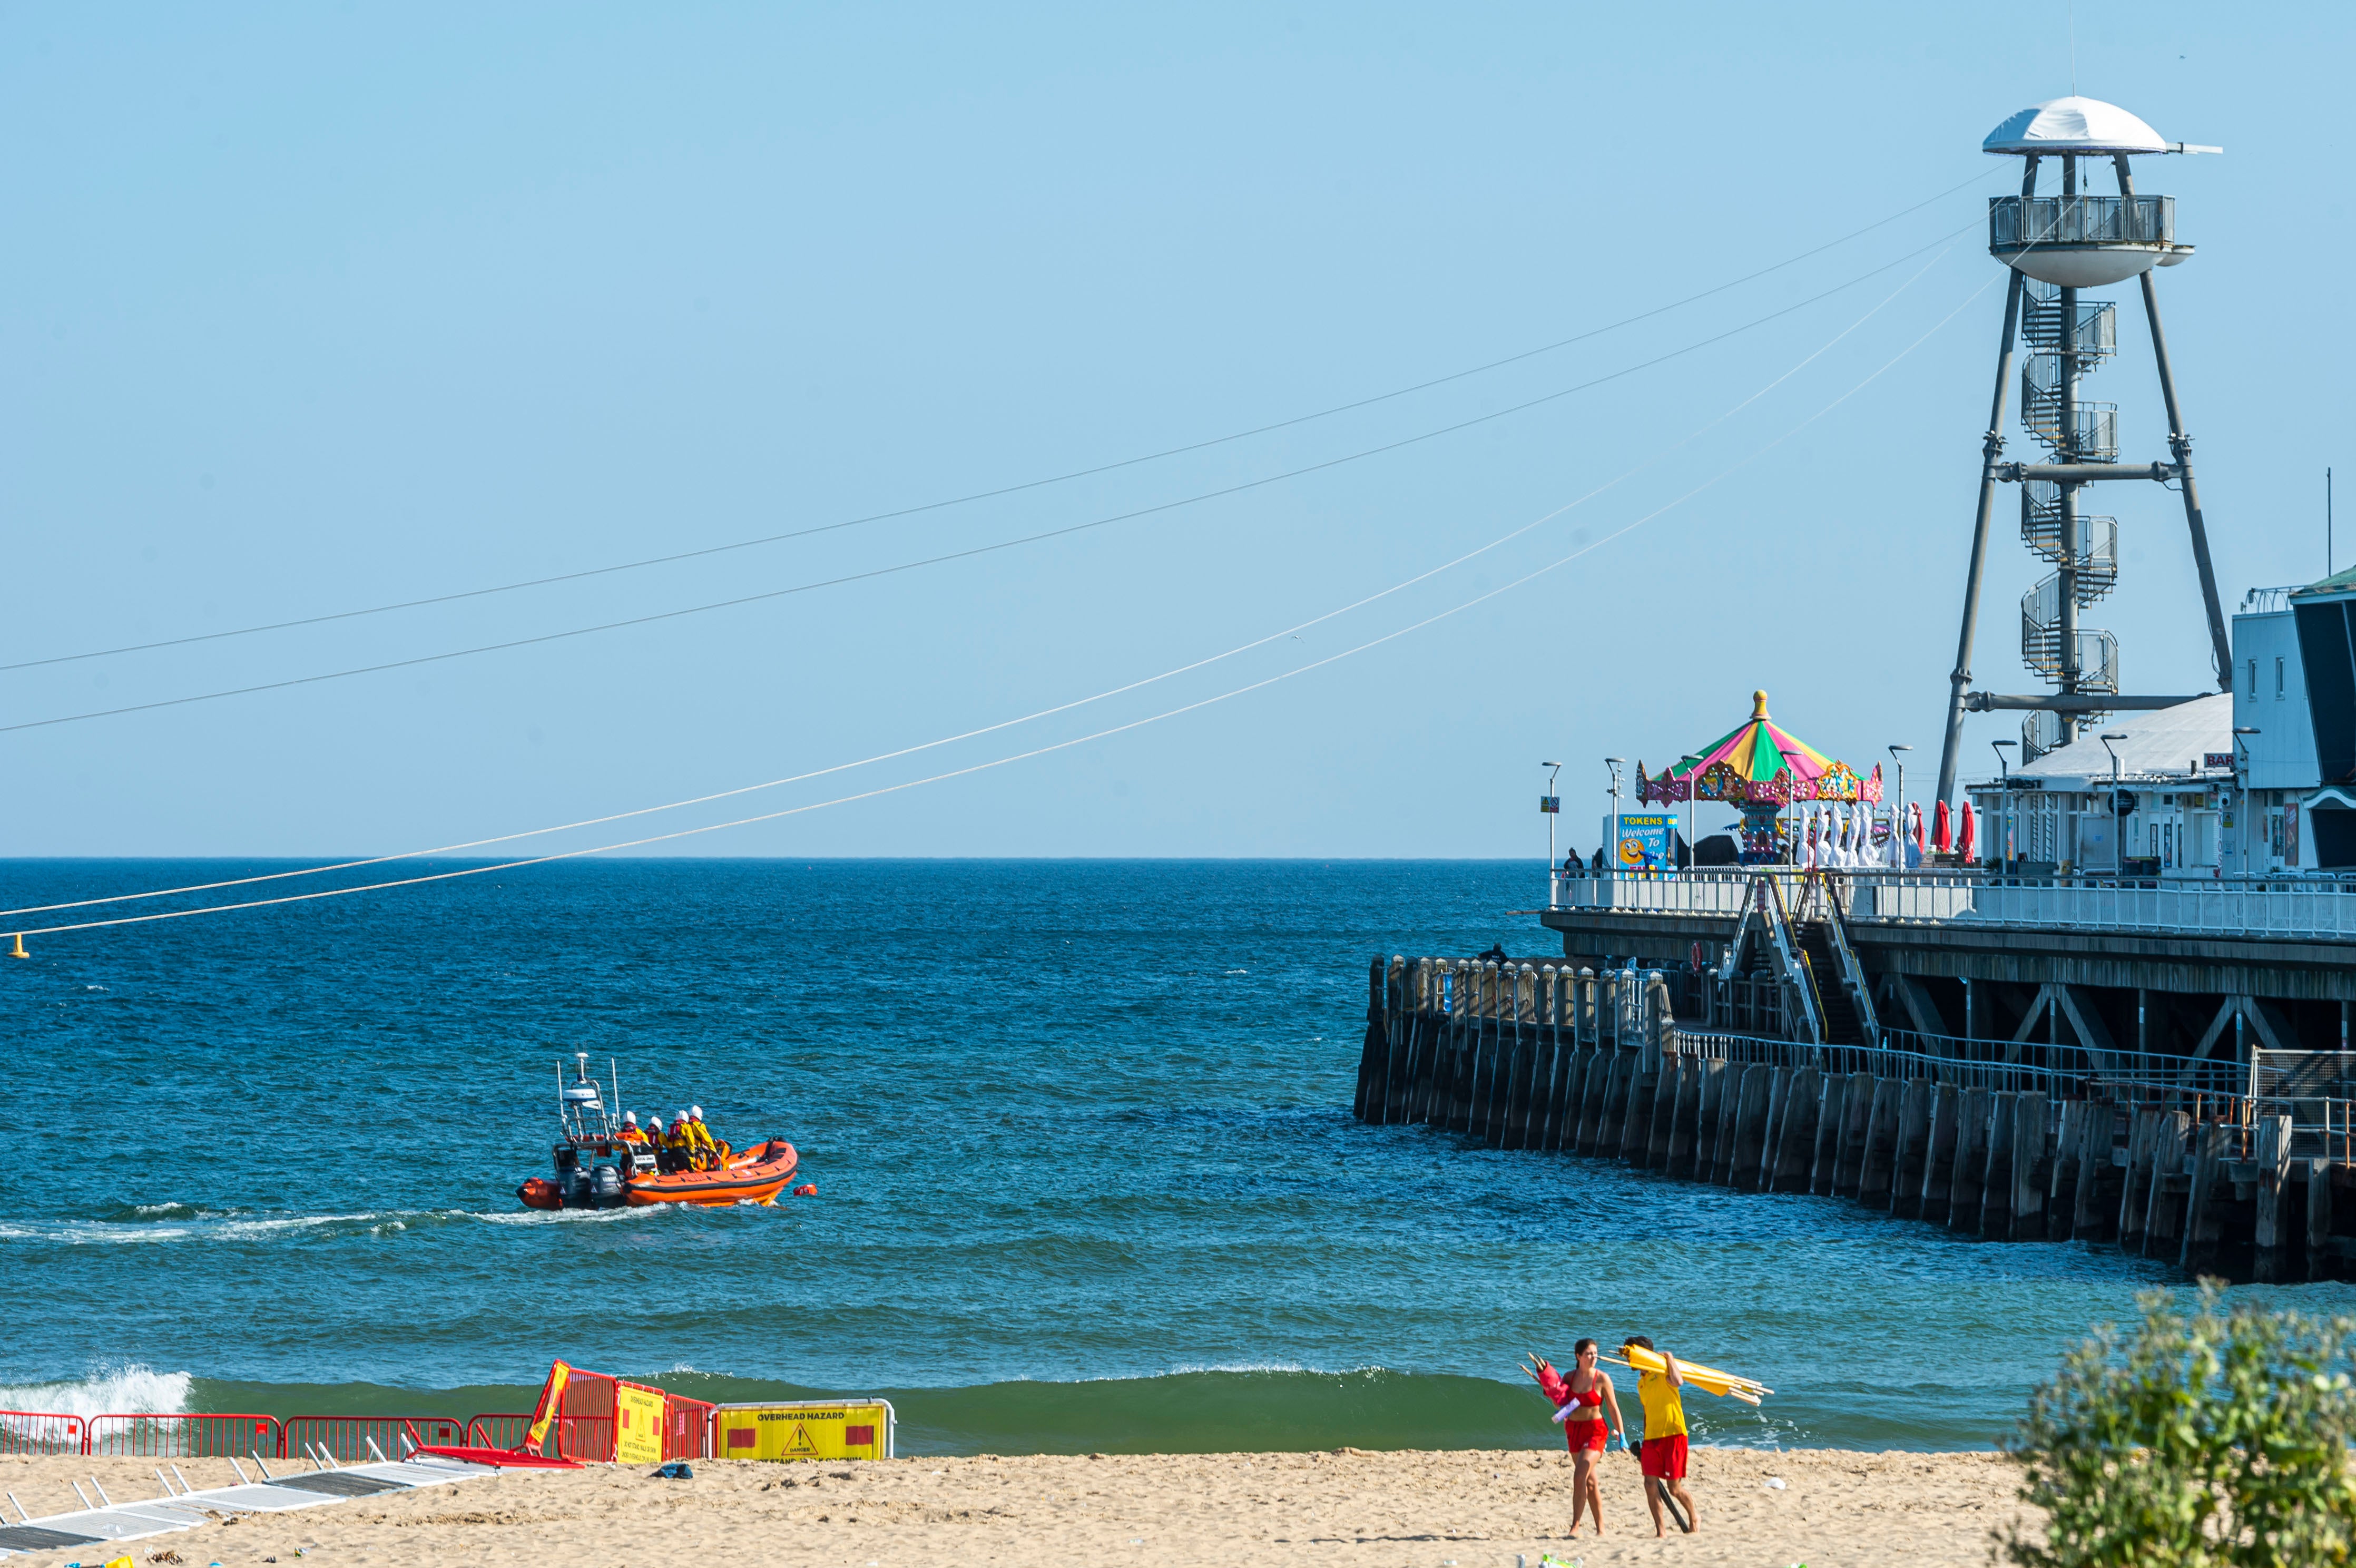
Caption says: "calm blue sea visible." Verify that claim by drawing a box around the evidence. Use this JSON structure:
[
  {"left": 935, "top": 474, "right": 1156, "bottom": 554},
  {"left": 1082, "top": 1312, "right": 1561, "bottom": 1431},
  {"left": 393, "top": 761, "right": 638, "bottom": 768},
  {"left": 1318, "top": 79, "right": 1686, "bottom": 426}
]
[{"left": 4, "top": 859, "right": 2340, "bottom": 1454}]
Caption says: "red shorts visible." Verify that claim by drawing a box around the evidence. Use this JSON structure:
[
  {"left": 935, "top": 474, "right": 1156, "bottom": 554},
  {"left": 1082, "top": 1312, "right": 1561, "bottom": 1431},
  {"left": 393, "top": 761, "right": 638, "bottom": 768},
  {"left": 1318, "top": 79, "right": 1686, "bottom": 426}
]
[
  {"left": 1563, "top": 1417, "right": 1607, "bottom": 1453},
  {"left": 1640, "top": 1434, "right": 1687, "bottom": 1480}
]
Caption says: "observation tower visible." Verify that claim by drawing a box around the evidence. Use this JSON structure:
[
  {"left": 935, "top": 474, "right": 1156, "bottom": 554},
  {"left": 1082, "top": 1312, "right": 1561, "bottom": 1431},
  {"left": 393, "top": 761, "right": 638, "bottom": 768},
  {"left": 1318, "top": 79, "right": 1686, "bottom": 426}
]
[{"left": 1933, "top": 96, "right": 2229, "bottom": 807}]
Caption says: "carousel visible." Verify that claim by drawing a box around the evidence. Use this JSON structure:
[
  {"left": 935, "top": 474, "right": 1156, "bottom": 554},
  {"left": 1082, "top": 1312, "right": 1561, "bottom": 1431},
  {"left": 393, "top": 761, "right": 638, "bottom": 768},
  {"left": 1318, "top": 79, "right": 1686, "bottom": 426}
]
[{"left": 1637, "top": 690, "right": 1928, "bottom": 867}]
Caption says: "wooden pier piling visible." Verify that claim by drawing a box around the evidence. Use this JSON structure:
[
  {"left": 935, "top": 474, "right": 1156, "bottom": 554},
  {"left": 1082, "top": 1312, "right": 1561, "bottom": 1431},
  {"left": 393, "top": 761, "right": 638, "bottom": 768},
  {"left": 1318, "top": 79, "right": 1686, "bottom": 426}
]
[
  {"left": 2010, "top": 1093, "right": 2051, "bottom": 1242},
  {"left": 1976, "top": 1092, "right": 2016, "bottom": 1240},
  {"left": 1769, "top": 1067, "right": 1822, "bottom": 1194},
  {"left": 1947, "top": 1087, "right": 1993, "bottom": 1231},
  {"left": 1686, "top": 1059, "right": 1727, "bottom": 1179},
  {"left": 1919, "top": 1084, "right": 1961, "bottom": 1224},
  {"left": 1726, "top": 1064, "right": 1773, "bottom": 1190},
  {"left": 1808, "top": 1073, "right": 1848, "bottom": 1197},
  {"left": 2141, "top": 1111, "right": 2193, "bottom": 1258},
  {"left": 1890, "top": 1078, "right": 1935, "bottom": 1219},
  {"left": 1858, "top": 1077, "right": 1902, "bottom": 1209},
  {"left": 2254, "top": 1114, "right": 2294, "bottom": 1282}
]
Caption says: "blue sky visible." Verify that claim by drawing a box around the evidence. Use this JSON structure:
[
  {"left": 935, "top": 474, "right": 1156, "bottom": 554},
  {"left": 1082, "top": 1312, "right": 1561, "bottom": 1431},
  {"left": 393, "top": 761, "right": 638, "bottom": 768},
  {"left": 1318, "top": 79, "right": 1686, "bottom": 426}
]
[{"left": 2, "top": 2, "right": 2348, "bottom": 859}]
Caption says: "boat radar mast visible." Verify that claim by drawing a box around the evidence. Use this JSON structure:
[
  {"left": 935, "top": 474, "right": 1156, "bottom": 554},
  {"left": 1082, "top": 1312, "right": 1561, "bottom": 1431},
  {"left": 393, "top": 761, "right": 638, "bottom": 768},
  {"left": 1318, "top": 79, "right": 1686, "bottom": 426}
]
[{"left": 1933, "top": 95, "right": 2230, "bottom": 808}]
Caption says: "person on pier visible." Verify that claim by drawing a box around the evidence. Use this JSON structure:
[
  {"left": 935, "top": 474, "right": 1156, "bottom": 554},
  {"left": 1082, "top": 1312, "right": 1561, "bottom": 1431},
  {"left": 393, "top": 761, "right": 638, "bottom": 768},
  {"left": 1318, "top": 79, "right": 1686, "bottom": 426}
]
[{"left": 1523, "top": 1341, "right": 1624, "bottom": 1538}]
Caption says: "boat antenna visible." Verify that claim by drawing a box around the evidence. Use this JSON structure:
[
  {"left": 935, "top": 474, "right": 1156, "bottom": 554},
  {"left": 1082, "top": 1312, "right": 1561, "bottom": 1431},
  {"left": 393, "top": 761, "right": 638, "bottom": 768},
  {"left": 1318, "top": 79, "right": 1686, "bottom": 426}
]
[{"left": 610, "top": 1059, "right": 622, "bottom": 1139}]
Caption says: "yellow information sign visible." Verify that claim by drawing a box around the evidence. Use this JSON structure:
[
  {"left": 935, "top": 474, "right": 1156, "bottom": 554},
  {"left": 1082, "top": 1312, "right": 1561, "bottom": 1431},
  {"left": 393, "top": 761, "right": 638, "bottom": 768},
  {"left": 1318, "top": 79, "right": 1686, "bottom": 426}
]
[
  {"left": 713, "top": 1399, "right": 895, "bottom": 1462},
  {"left": 614, "top": 1383, "right": 667, "bottom": 1464}
]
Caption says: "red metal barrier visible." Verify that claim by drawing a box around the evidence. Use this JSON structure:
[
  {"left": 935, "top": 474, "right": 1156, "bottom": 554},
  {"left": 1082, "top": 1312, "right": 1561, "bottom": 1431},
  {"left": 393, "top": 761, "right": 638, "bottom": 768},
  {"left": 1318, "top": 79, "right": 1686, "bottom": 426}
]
[
  {"left": 662, "top": 1396, "right": 715, "bottom": 1461},
  {"left": 89, "top": 1413, "right": 282, "bottom": 1458},
  {"left": 0, "top": 1410, "right": 87, "bottom": 1456},
  {"left": 466, "top": 1413, "right": 531, "bottom": 1451},
  {"left": 556, "top": 1371, "right": 617, "bottom": 1462},
  {"left": 283, "top": 1415, "right": 467, "bottom": 1463}
]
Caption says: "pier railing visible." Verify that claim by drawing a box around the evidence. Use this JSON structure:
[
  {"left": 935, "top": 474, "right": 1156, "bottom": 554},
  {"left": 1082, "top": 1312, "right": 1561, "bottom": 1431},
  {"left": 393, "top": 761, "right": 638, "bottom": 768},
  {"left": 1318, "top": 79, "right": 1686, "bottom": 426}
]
[{"left": 1550, "top": 867, "right": 2356, "bottom": 943}]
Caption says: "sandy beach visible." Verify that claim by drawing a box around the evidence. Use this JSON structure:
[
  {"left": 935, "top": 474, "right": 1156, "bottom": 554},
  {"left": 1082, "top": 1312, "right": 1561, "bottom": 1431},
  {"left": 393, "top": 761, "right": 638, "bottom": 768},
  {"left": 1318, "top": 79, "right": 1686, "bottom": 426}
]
[{"left": 6, "top": 1447, "right": 2036, "bottom": 1567}]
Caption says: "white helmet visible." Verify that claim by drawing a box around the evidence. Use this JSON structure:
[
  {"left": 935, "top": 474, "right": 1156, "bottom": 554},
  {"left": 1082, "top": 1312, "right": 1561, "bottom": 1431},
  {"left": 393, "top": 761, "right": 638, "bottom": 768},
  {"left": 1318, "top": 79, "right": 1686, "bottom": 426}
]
[
  {"left": 675, "top": 1110, "right": 689, "bottom": 1124},
  {"left": 690, "top": 1105, "right": 704, "bottom": 1120},
  {"left": 623, "top": 1112, "right": 637, "bottom": 1126}
]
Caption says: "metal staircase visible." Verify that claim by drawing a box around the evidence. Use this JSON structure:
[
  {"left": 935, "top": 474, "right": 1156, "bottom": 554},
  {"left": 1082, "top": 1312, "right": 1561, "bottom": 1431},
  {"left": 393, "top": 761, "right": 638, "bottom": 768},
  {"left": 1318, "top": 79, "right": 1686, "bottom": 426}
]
[{"left": 2016, "top": 280, "right": 2121, "bottom": 759}]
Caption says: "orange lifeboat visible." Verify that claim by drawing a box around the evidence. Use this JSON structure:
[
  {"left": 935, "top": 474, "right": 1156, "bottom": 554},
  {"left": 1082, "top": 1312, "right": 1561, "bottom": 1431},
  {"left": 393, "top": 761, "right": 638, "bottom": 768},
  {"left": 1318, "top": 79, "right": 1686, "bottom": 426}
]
[{"left": 516, "top": 1054, "right": 800, "bottom": 1210}]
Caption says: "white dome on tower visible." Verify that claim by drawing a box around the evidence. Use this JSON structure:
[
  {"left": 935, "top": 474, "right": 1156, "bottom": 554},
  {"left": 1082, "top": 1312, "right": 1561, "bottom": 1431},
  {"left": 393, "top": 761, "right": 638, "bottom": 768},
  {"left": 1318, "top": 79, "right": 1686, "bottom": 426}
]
[{"left": 1983, "top": 96, "right": 2170, "bottom": 155}]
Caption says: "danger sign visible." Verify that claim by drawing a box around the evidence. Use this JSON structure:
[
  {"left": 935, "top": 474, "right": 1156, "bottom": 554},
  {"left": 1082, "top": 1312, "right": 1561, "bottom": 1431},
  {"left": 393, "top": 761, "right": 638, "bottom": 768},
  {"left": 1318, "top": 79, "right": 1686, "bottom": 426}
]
[{"left": 712, "top": 1399, "right": 895, "bottom": 1462}]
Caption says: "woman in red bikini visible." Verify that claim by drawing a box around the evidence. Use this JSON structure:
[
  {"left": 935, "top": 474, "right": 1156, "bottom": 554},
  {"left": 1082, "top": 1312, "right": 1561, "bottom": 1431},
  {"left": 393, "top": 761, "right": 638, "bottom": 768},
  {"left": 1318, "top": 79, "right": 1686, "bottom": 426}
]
[{"left": 1524, "top": 1339, "right": 1625, "bottom": 1537}]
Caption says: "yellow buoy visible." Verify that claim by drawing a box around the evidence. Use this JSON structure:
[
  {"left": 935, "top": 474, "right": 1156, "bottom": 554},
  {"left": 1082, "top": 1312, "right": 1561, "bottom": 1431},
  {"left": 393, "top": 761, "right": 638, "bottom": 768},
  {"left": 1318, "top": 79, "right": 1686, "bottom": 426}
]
[{"left": 7, "top": 934, "right": 24, "bottom": 959}]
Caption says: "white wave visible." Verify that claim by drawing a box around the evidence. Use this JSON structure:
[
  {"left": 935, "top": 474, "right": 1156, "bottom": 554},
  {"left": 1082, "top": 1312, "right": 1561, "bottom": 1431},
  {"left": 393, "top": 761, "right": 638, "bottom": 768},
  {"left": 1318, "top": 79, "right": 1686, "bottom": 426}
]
[
  {"left": 0, "top": 1220, "right": 191, "bottom": 1245},
  {"left": 471, "top": 1202, "right": 672, "bottom": 1226},
  {"left": 0, "top": 1364, "right": 192, "bottom": 1418}
]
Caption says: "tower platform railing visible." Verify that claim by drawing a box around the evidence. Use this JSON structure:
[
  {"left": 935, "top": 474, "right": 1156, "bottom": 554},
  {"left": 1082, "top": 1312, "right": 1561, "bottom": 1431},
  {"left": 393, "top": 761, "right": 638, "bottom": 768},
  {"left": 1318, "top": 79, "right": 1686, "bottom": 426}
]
[{"left": 1990, "top": 193, "right": 2176, "bottom": 250}]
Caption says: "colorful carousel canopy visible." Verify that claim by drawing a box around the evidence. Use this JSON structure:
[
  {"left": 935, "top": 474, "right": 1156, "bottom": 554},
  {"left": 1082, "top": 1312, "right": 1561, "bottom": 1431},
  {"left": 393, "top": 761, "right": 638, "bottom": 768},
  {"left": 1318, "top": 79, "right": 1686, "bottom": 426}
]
[{"left": 1638, "top": 690, "right": 1881, "bottom": 805}]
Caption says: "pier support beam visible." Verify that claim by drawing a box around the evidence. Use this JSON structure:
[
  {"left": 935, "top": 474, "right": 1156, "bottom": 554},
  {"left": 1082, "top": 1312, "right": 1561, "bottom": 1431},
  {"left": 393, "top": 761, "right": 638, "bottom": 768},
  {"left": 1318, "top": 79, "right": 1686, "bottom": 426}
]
[
  {"left": 1594, "top": 1051, "right": 1633, "bottom": 1159},
  {"left": 1978, "top": 1092, "right": 2017, "bottom": 1239},
  {"left": 1619, "top": 1056, "right": 1658, "bottom": 1165},
  {"left": 2046, "top": 1100, "right": 2083, "bottom": 1237},
  {"left": 2181, "top": 1123, "right": 2234, "bottom": 1275},
  {"left": 2010, "top": 1092, "right": 2051, "bottom": 1241},
  {"left": 1664, "top": 1058, "right": 1703, "bottom": 1174},
  {"left": 2072, "top": 1104, "right": 2118, "bottom": 1241},
  {"left": 2254, "top": 1114, "right": 2294, "bottom": 1282},
  {"left": 1646, "top": 1056, "right": 1681, "bottom": 1169},
  {"left": 2141, "top": 1111, "right": 2193, "bottom": 1259},
  {"left": 1832, "top": 1074, "right": 1875, "bottom": 1198},
  {"left": 1583, "top": 1050, "right": 1624, "bottom": 1157},
  {"left": 1809, "top": 1074, "right": 1851, "bottom": 1197},
  {"left": 1946, "top": 1087, "right": 1994, "bottom": 1231},
  {"left": 1770, "top": 1069, "right": 1823, "bottom": 1194},
  {"left": 1892, "top": 1079, "right": 1937, "bottom": 1219},
  {"left": 2117, "top": 1109, "right": 2157, "bottom": 1250},
  {"left": 1689, "top": 1060, "right": 1728, "bottom": 1178},
  {"left": 1919, "top": 1084, "right": 1961, "bottom": 1224},
  {"left": 1728, "top": 1065, "right": 1775, "bottom": 1191},
  {"left": 1858, "top": 1077, "right": 1903, "bottom": 1209},
  {"left": 2310, "top": 1159, "right": 2338, "bottom": 1282}
]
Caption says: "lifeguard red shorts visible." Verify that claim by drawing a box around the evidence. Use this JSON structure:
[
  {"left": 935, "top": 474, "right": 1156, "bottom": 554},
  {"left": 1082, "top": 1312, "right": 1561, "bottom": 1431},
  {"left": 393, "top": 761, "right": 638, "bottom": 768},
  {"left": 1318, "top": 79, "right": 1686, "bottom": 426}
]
[
  {"left": 1563, "top": 1418, "right": 1607, "bottom": 1453},
  {"left": 1640, "top": 1434, "right": 1687, "bottom": 1479}
]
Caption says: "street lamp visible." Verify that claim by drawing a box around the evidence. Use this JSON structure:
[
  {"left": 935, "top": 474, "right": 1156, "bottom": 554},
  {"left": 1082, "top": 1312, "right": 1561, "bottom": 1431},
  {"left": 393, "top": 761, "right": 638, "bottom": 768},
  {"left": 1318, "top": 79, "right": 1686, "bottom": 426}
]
[
  {"left": 1887, "top": 744, "right": 1913, "bottom": 870},
  {"left": 2233, "top": 727, "right": 2261, "bottom": 875},
  {"left": 2098, "top": 732, "right": 2129, "bottom": 879},
  {"left": 1991, "top": 740, "right": 2018, "bottom": 874},
  {"left": 1540, "top": 761, "right": 1563, "bottom": 873},
  {"left": 1604, "top": 758, "right": 1627, "bottom": 876}
]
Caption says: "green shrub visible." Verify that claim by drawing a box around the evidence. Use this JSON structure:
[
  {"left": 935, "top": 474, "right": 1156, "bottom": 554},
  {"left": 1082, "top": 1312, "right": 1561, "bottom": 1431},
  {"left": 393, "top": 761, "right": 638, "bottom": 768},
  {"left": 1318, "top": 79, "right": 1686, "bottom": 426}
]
[{"left": 2003, "top": 1282, "right": 2356, "bottom": 1567}]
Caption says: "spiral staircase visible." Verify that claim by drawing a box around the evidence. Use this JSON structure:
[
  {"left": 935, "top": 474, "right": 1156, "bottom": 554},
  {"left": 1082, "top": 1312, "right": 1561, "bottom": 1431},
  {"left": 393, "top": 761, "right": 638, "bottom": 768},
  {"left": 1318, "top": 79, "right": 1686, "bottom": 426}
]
[{"left": 2016, "top": 280, "right": 2120, "bottom": 759}]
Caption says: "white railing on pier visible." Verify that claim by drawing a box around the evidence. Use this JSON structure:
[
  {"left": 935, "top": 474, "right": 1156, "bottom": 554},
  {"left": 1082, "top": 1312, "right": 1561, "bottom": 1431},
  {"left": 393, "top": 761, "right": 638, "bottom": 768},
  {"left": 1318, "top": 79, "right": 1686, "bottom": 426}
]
[{"left": 1549, "top": 868, "right": 2356, "bottom": 943}]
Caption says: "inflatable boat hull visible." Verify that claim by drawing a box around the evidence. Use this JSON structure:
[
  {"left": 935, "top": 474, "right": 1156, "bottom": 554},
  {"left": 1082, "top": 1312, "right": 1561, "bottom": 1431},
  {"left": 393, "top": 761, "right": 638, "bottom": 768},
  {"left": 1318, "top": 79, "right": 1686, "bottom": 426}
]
[{"left": 624, "top": 1138, "right": 799, "bottom": 1207}]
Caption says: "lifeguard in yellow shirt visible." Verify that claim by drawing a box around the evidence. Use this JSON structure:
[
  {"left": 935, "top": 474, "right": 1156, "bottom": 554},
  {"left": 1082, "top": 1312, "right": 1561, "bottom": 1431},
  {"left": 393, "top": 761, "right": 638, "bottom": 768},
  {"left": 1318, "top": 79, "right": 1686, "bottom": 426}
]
[{"left": 1624, "top": 1336, "right": 1696, "bottom": 1537}]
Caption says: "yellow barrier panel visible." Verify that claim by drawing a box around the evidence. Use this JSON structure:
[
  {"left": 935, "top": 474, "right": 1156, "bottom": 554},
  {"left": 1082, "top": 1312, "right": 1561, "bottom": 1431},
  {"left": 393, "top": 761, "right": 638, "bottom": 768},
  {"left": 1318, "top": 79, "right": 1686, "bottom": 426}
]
[
  {"left": 713, "top": 1399, "right": 896, "bottom": 1461},
  {"left": 614, "top": 1383, "right": 666, "bottom": 1464}
]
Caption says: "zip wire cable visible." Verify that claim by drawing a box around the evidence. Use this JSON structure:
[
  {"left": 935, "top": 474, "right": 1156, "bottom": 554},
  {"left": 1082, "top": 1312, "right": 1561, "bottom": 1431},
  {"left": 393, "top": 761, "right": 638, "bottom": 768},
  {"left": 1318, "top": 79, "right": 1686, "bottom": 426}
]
[
  {"left": 10, "top": 269, "right": 1994, "bottom": 939},
  {"left": 0, "top": 168, "right": 2004, "bottom": 675},
  {"left": 2, "top": 223, "right": 1982, "bottom": 738},
  {"left": 0, "top": 240, "right": 1959, "bottom": 919}
]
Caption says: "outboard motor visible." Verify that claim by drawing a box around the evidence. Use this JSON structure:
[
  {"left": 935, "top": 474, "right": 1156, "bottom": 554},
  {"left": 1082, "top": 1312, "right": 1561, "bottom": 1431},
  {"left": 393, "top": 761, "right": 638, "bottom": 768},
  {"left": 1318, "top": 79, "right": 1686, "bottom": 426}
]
[{"left": 589, "top": 1164, "right": 625, "bottom": 1208}]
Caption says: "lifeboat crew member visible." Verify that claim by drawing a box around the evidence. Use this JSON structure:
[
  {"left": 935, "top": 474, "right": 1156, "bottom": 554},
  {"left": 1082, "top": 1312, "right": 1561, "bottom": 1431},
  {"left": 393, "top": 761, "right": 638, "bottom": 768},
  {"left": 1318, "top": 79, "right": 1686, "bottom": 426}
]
[
  {"left": 687, "top": 1106, "right": 723, "bottom": 1168},
  {"left": 663, "top": 1110, "right": 694, "bottom": 1172},
  {"left": 620, "top": 1112, "right": 648, "bottom": 1144}
]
